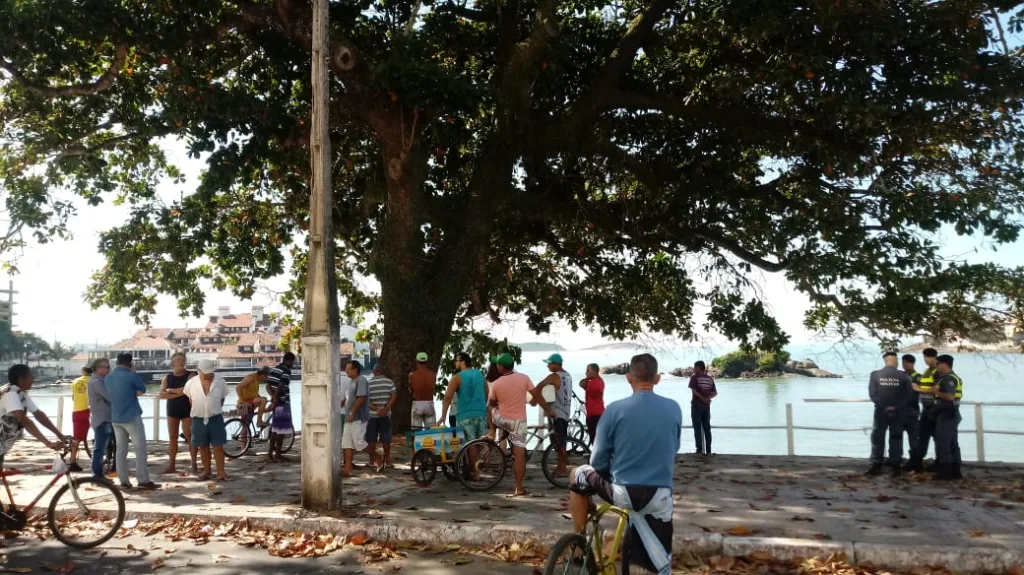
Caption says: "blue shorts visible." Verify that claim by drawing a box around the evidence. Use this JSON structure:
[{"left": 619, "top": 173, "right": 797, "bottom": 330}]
[
  {"left": 191, "top": 414, "right": 227, "bottom": 447},
  {"left": 365, "top": 416, "right": 392, "bottom": 444},
  {"left": 458, "top": 416, "right": 487, "bottom": 440}
]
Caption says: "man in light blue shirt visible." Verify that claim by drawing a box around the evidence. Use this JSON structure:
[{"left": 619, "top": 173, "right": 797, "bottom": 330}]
[
  {"left": 569, "top": 354, "right": 681, "bottom": 575},
  {"left": 104, "top": 353, "right": 159, "bottom": 490}
]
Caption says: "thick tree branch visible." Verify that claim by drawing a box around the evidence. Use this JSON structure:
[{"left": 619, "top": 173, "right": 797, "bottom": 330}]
[
  {"left": 50, "top": 126, "right": 175, "bottom": 165},
  {"left": 566, "top": 0, "right": 677, "bottom": 127},
  {"left": 1, "top": 45, "right": 128, "bottom": 98},
  {"left": 693, "top": 230, "right": 790, "bottom": 273},
  {"left": 443, "top": 2, "right": 491, "bottom": 22}
]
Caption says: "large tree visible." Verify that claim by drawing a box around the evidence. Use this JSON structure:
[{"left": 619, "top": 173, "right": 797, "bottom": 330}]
[{"left": 3, "top": 0, "right": 1024, "bottom": 426}]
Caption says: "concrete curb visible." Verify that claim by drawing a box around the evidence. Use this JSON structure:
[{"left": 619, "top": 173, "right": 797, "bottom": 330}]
[{"left": 113, "top": 509, "right": 1024, "bottom": 573}]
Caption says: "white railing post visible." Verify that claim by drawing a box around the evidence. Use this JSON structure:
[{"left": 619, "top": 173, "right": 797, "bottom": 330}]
[
  {"left": 785, "top": 403, "right": 795, "bottom": 456},
  {"left": 56, "top": 397, "right": 65, "bottom": 435},
  {"left": 152, "top": 396, "right": 162, "bottom": 442},
  {"left": 974, "top": 403, "right": 985, "bottom": 463}
]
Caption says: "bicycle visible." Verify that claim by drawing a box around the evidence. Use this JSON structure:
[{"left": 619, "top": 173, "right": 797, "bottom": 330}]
[
  {"left": 544, "top": 502, "right": 633, "bottom": 575},
  {"left": 222, "top": 409, "right": 294, "bottom": 459},
  {"left": 454, "top": 422, "right": 590, "bottom": 491},
  {"left": 566, "top": 391, "right": 589, "bottom": 445},
  {"left": 1, "top": 440, "right": 126, "bottom": 549}
]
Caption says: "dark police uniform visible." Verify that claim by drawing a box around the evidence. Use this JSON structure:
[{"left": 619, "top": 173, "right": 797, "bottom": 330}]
[
  {"left": 868, "top": 366, "right": 914, "bottom": 469},
  {"left": 933, "top": 370, "right": 964, "bottom": 479},
  {"left": 912, "top": 365, "right": 939, "bottom": 468},
  {"left": 902, "top": 369, "right": 921, "bottom": 465}
]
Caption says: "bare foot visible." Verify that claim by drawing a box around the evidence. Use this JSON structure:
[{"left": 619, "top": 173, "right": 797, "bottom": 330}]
[
  {"left": 160, "top": 466, "right": 176, "bottom": 475},
  {"left": 217, "top": 475, "right": 232, "bottom": 482},
  {"left": 191, "top": 463, "right": 199, "bottom": 474}
]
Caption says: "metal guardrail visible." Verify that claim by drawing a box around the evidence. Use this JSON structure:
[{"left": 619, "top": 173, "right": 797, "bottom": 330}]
[
  {"left": 707, "top": 399, "right": 1023, "bottom": 462},
  {"left": 32, "top": 395, "right": 1024, "bottom": 463}
]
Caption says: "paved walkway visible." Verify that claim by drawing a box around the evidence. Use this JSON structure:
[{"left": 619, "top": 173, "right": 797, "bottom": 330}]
[{"left": 4, "top": 439, "right": 1023, "bottom": 571}]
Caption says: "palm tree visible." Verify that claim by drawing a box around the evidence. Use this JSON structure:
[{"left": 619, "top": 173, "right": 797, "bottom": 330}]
[{"left": 48, "top": 341, "right": 77, "bottom": 362}]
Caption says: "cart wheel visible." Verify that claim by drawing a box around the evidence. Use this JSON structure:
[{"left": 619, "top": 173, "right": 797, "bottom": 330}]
[
  {"left": 411, "top": 449, "right": 438, "bottom": 485},
  {"left": 441, "top": 462, "right": 458, "bottom": 482}
]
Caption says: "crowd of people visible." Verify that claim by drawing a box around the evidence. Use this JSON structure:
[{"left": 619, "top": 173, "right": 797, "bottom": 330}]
[{"left": 868, "top": 348, "right": 964, "bottom": 480}]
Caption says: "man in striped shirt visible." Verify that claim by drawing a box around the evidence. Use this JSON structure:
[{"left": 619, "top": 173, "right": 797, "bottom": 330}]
[
  {"left": 365, "top": 362, "right": 397, "bottom": 472},
  {"left": 266, "top": 352, "right": 296, "bottom": 463}
]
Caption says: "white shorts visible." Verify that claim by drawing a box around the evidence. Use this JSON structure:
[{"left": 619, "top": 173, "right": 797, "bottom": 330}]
[
  {"left": 342, "top": 419, "right": 368, "bottom": 451},
  {"left": 411, "top": 401, "right": 436, "bottom": 428}
]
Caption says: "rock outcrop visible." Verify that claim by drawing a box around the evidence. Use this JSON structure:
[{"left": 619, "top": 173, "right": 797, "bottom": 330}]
[{"left": 599, "top": 363, "right": 629, "bottom": 375}]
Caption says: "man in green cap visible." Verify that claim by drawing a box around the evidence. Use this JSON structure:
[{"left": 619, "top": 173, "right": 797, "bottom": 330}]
[
  {"left": 536, "top": 353, "right": 573, "bottom": 478},
  {"left": 409, "top": 352, "right": 437, "bottom": 429},
  {"left": 488, "top": 353, "right": 554, "bottom": 496}
]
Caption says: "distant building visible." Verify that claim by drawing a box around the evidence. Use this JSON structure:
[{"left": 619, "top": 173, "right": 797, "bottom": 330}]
[
  {"left": 85, "top": 306, "right": 377, "bottom": 372},
  {"left": 0, "top": 281, "right": 14, "bottom": 326}
]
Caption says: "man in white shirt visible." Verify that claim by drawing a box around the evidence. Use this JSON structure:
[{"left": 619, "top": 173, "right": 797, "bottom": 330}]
[
  {"left": 1, "top": 365, "right": 65, "bottom": 468},
  {"left": 181, "top": 360, "right": 229, "bottom": 481}
]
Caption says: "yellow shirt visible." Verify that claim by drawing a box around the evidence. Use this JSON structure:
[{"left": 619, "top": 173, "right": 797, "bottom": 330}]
[
  {"left": 71, "top": 375, "right": 90, "bottom": 412},
  {"left": 237, "top": 373, "right": 261, "bottom": 404}
]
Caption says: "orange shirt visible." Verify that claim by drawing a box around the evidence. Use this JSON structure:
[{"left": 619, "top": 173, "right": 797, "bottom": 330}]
[
  {"left": 489, "top": 372, "right": 534, "bottom": 422},
  {"left": 409, "top": 366, "right": 437, "bottom": 401}
]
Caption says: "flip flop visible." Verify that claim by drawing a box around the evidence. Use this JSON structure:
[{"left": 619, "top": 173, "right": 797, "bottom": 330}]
[
  {"left": 196, "top": 474, "right": 211, "bottom": 482},
  {"left": 506, "top": 490, "right": 529, "bottom": 498}
]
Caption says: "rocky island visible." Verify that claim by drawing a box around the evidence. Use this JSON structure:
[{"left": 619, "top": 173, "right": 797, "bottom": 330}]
[{"left": 600, "top": 350, "right": 841, "bottom": 379}]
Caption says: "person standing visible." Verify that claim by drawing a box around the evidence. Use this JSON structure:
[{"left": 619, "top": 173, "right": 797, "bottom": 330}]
[
  {"left": 867, "top": 352, "right": 914, "bottom": 476},
  {"left": 365, "top": 363, "right": 397, "bottom": 472},
  {"left": 568, "top": 354, "right": 682, "bottom": 575},
  {"left": 266, "top": 352, "right": 296, "bottom": 463},
  {"left": 900, "top": 354, "right": 923, "bottom": 472},
  {"left": 104, "top": 353, "right": 160, "bottom": 490},
  {"left": 440, "top": 353, "right": 489, "bottom": 440},
  {"left": 911, "top": 347, "right": 940, "bottom": 470},
  {"left": 342, "top": 361, "right": 370, "bottom": 477},
  {"left": 688, "top": 361, "right": 717, "bottom": 456},
  {"left": 579, "top": 363, "right": 605, "bottom": 447},
  {"left": 409, "top": 353, "right": 437, "bottom": 429},
  {"left": 536, "top": 353, "right": 573, "bottom": 478},
  {"left": 932, "top": 354, "right": 964, "bottom": 480},
  {"left": 158, "top": 352, "right": 197, "bottom": 475},
  {"left": 488, "top": 353, "right": 554, "bottom": 497},
  {"left": 69, "top": 365, "right": 93, "bottom": 472},
  {"left": 87, "top": 359, "right": 114, "bottom": 481},
  {"left": 182, "top": 360, "right": 230, "bottom": 482}
]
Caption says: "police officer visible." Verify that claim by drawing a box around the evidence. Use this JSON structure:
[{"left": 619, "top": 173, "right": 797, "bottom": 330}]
[
  {"left": 908, "top": 347, "right": 940, "bottom": 472},
  {"left": 867, "top": 352, "right": 914, "bottom": 476},
  {"left": 900, "top": 354, "right": 922, "bottom": 472},
  {"left": 932, "top": 354, "right": 963, "bottom": 480}
]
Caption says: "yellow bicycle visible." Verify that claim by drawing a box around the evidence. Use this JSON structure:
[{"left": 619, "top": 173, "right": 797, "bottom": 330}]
[{"left": 544, "top": 502, "right": 634, "bottom": 575}]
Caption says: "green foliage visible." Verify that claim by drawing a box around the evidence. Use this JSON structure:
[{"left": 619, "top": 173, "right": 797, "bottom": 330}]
[
  {"left": 2, "top": 0, "right": 1024, "bottom": 359},
  {"left": 710, "top": 351, "right": 759, "bottom": 378},
  {"left": 757, "top": 350, "right": 791, "bottom": 373},
  {"left": 47, "top": 341, "right": 77, "bottom": 362},
  {"left": 436, "top": 330, "right": 521, "bottom": 399}
]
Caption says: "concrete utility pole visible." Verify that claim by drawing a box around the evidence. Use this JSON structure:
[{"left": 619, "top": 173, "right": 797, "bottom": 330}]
[{"left": 300, "top": 0, "right": 342, "bottom": 510}]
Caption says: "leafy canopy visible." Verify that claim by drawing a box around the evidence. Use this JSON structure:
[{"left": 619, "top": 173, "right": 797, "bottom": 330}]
[{"left": 2, "top": 0, "right": 1024, "bottom": 354}]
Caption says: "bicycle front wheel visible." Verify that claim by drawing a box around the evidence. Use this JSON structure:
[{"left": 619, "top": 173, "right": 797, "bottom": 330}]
[
  {"left": 544, "top": 533, "right": 598, "bottom": 575},
  {"left": 47, "top": 476, "right": 126, "bottom": 549},
  {"left": 223, "top": 418, "right": 250, "bottom": 459},
  {"left": 542, "top": 437, "right": 591, "bottom": 489},
  {"left": 455, "top": 438, "right": 507, "bottom": 491}
]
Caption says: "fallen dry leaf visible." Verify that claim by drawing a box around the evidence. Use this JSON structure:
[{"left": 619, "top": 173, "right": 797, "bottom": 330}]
[
  {"left": 876, "top": 494, "right": 898, "bottom": 502},
  {"left": 231, "top": 496, "right": 246, "bottom": 503},
  {"left": 727, "top": 526, "right": 753, "bottom": 536},
  {"left": 210, "top": 554, "right": 235, "bottom": 564},
  {"left": 349, "top": 530, "right": 371, "bottom": 546},
  {"left": 150, "top": 557, "right": 165, "bottom": 571},
  {"left": 835, "top": 508, "right": 851, "bottom": 513},
  {"left": 968, "top": 530, "right": 988, "bottom": 538},
  {"left": 790, "top": 515, "right": 815, "bottom": 522},
  {"left": 749, "top": 551, "right": 773, "bottom": 562},
  {"left": 712, "top": 555, "right": 736, "bottom": 571}
]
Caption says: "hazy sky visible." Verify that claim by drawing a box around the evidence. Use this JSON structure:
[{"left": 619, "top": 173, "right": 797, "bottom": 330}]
[{"left": 6, "top": 140, "right": 1023, "bottom": 350}]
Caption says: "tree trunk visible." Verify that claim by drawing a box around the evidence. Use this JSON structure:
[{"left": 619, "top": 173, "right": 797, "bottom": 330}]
[{"left": 378, "top": 309, "right": 455, "bottom": 433}]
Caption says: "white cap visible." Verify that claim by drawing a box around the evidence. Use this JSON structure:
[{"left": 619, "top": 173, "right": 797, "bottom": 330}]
[{"left": 197, "top": 359, "right": 217, "bottom": 375}]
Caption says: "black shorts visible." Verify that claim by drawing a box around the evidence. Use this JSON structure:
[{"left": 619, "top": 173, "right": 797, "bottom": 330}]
[
  {"left": 571, "top": 467, "right": 672, "bottom": 573},
  {"left": 552, "top": 417, "right": 568, "bottom": 448}
]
